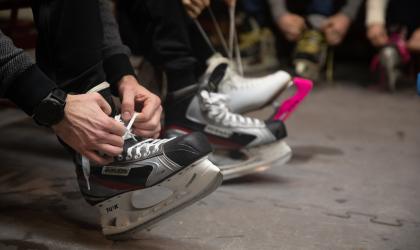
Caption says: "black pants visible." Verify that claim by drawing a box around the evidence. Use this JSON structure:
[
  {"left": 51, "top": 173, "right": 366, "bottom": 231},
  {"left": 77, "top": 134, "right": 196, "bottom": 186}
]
[
  {"left": 31, "top": 0, "right": 107, "bottom": 94},
  {"left": 116, "top": 0, "right": 213, "bottom": 92}
]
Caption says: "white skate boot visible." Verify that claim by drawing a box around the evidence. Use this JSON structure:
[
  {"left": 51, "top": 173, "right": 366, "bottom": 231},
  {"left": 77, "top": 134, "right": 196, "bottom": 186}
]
[{"left": 202, "top": 53, "right": 292, "bottom": 114}]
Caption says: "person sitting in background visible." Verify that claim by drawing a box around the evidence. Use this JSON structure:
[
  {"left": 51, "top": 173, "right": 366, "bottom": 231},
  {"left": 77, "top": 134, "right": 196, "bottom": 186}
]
[
  {"left": 366, "top": 0, "right": 420, "bottom": 51},
  {"left": 270, "top": 0, "right": 363, "bottom": 46},
  {"left": 366, "top": 0, "right": 420, "bottom": 91},
  {"left": 267, "top": 0, "right": 363, "bottom": 80}
]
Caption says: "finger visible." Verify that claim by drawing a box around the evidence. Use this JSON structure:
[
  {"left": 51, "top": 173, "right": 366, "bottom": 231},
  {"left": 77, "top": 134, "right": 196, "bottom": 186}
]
[
  {"left": 185, "top": 4, "right": 201, "bottom": 17},
  {"left": 95, "top": 144, "right": 123, "bottom": 157},
  {"left": 191, "top": 0, "right": 205, "bottom": 9},
  {"left": 133, "top": 122, "right": 161, "bottom": 137},
  {"left": 94, "top": 93, "right": 112, "bottom": 116},
  {"left": 186, "top": 9, "right": 196, "bottom": 18},
  {"left": 84, "top": 150, "right": 113, "bottom": 165},
  {"left": 134, "top": 110, "right": 161, "bottom": 130},
  {"left": 286, "top": 33, "right": 298, "bottom": 41},
  {"left": 98, "top": 133, "right": 124, "bottom": 148},
  {"left": 323, "top": 20, "right": 335, "bottom": 31},
  {"left": 133, "top": 128, "right": 161, "bottom": 139},
  {"left": 136, "top": 98, "right": 162, "bottom": 122},
  {"left": 121, "top": 89, "right": 135, "bottom": 122},
  {"left": 104, "top": 117, "right": 127, "bottom": 136},
  {"left": 287, "top": 29, "right": 301, "bottom": 40}
]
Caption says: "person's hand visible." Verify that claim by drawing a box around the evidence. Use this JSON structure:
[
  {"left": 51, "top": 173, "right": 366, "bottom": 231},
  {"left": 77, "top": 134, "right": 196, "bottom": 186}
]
[
  {"left": 52, "top": 93, "right": 126, "bottom": 164},
  {"left": 224, "top": 0, "right": 236, "bottom": 7},
  {"left": 277, "top": 13, "right": 306, "bottom": 41},
  {"left": 118, "top": 75, "right": 162, "bottom": 138},
  {"left": 407, "top": 28, "right": 420, "bottom": 52},
  {"left": 367, "top": 23, "right": 388, "bottom": 47},
  {"left": 322, "top": 14, "right": 351, "bottom": 45},
  {"left": 182, "top": 0, "right": 210, "bottom": 18}
]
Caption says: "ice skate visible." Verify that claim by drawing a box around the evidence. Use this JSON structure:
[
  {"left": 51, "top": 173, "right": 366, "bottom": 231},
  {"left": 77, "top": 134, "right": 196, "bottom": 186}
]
[
  {"left": 293, "top": 29, "right": 328, "bottom": 81},
  {"left": 235, "top": 15, "right": 280, "bottom": 74},
  {"left": 75, "top": 114, "right": 222, "bottom": 240},
  {"left": 371, "top": 32, "right": 410, "bottom": 92},
  {"left": 203, "top": 53, "right": 292, "bottom": 114},
  {"left": 165, "top": 69, "right": 294, "bottom": 180}
]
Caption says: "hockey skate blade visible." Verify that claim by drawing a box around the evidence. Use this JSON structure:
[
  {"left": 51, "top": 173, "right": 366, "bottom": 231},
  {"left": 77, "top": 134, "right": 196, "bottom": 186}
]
[
  {"left": 96, "top": 158, "right": 222, "bottom": 240},
  {"left": 213, "top": 140, "right": 292, "bottom": 181}
]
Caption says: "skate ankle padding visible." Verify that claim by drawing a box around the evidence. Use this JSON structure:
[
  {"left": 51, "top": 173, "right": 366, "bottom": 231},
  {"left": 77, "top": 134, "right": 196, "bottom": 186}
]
[{"left": 163, "top": 132, "right": 212, "bottom": 167}]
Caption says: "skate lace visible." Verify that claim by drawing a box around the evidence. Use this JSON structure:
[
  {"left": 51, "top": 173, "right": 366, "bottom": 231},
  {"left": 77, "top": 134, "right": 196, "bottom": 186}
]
[
  {"left": 115, "top": 113, "right": 171, "bottom": 161},
  {"left": 199, "top": 90, "right": 262, "bottom": 127},
  {"left": 81, "top": 113, "right": 170, "bottom": 190}
]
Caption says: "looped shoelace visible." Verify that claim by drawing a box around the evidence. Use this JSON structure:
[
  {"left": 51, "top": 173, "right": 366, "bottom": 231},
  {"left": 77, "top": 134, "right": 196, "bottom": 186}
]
[
  {"left": 200, "top": 90, "right": 262, "bottom": 127},
  {"left": 82, "top": 113, "right": 170, "bottom": 190}
]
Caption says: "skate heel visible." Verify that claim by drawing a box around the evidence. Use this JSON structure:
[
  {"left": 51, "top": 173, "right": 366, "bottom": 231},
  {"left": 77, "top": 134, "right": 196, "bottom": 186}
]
[
  {"left": 213, "top": 140, "right": 292, "bottom": 181},
  {"left": 98, "top": 158, "right": 222, "bottom": 240}
]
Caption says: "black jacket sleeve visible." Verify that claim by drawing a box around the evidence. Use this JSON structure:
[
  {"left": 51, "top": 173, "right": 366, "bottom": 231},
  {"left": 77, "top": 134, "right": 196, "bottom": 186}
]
[
  {"left": 99, "top": 0, "right": 135, "bottom": 95},
  {"left": 0, "top": 29, "right": 56, "bottom": 115}
]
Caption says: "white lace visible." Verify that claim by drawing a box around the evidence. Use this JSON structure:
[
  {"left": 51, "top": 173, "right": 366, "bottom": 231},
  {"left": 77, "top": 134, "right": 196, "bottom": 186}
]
[
  {"left": 82, "top": 113, "right": 170, "bottom": 190},
  {"left": 115, "top": 113, "right": 170, "bottom": 161},
  {"left": 199, "top": 90, "right": 263, "bottom": 127}
]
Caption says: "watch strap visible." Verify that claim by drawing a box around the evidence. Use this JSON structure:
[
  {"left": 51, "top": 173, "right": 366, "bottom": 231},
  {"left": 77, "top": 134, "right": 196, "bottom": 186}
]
[{"left": 50, "top": 88, "right": 67, "bottom": 104}]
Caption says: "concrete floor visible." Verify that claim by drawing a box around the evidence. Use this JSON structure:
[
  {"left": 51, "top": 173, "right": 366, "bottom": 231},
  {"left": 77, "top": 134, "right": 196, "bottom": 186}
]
[{"left": 0, "top": 83, "right": 419, "bottom": 250}]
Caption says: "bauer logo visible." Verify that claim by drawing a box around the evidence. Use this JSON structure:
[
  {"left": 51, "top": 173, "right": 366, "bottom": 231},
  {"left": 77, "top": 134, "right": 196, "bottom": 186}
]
[
  {"left": 204, "top": 125, "right": 233, "bottom": 138},
  {"left": 102, "top": 166, "right": 130, "bottom": 176}
]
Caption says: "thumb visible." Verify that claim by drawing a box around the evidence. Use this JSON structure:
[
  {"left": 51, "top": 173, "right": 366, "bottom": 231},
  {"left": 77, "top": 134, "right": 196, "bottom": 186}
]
[
  {"left": 121, "top": 89, "right": 135, "bottom": 122},
  {"left": 94, "top": 93, "right": 112, "bottom": 116},
  {"left": 321, "top": 19, "right": 333, "bottom": 31}
]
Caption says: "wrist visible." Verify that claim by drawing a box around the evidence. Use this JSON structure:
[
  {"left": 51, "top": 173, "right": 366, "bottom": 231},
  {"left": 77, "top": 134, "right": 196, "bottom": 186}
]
[
  {"left": 33, "top": 88, "right": 67, "bottom": 127},
  {"left": 103, "top": 54, "right": 136, "bottom": 96}
]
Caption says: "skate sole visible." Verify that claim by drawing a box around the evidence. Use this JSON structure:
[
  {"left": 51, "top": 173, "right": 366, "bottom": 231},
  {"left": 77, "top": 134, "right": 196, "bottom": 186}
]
[
  {"left": 99, "top": 158, "right": 222, "bottom": 240},
  {"left": 216, "top": 140, "right": 292, "bottom": 181}
]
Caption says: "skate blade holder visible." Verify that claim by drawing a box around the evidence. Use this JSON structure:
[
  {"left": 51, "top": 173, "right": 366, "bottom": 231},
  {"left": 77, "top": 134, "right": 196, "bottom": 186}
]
[{"left": 273, "top": 77, "right": 313, "bottom": 121}]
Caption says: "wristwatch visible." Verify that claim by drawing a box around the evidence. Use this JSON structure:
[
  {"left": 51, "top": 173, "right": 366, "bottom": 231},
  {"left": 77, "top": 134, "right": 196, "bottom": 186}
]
[{"left": 33, "top": 88, "right": 67, "bottom": 127}]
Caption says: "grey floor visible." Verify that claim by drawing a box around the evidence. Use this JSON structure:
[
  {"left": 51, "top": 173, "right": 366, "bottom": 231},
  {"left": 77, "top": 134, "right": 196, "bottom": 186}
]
[{"left": 0, "top": 83, "right": 419, "bottom": 250}]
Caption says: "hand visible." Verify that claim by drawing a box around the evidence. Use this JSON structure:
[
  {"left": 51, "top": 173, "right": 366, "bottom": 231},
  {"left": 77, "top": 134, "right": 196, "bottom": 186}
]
[
  {"left": 118, "top": 75, "right": 162, "bottom": 138},
  {"left": 322, "top": 14, "right": 351, "bottom": 45},
  {"left": 224, "top": 0, "right": 236, "bottom": 7},
  {"left": 52, "top": 93, "right": 126, "bottom": 165},
  {"left": 277, "top": 13, "right": 306, "bottom": 41},
  {"left": 182, "top": 0, "right": 210, "bottom": 19},
  {"left": 367, "top": 24, "right": 388, "bottom": 47},
  {"left": 407, "top": 28, "right": 420, "bottom": 52}
]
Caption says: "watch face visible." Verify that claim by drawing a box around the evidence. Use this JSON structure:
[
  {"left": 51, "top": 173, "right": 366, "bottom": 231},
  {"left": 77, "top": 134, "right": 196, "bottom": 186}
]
[{"left": 35, "top": 99, "right": 64, "bottom": 126}]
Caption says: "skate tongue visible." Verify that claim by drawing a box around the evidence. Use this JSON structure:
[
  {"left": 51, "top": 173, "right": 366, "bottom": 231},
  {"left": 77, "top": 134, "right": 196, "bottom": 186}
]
[{"left": 206, "top": 63, "right": 228, "bottom": 92}]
